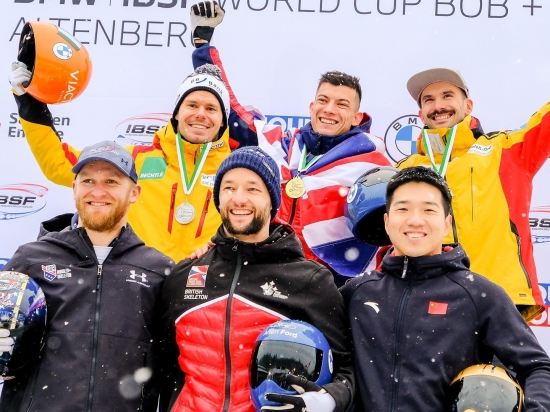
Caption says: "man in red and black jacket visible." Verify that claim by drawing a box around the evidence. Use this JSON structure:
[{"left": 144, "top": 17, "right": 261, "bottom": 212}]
[{"left": 157, "top": 147, "right": 354, "bottom": 412}]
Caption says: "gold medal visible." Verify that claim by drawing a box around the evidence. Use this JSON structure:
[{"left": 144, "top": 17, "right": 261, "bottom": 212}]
[
  {"left": 285, "top": 177, "right": 306, "bottom": 199},
  {"left": 175, "top": 202, "right": 196, "bottom": 225}
]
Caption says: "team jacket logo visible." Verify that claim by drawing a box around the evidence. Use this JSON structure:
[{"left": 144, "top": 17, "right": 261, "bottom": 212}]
[
  {"left": 364, "top": 301, "right": 380, "bottom": 313},
  {"left": 42, "top": 264, "right": 72, "bottom": 282},
  {"left": 260, "top": 281, "right": 288, "bottom": 300},
  {"left": 467, "top": 143, "right": 493, "bottom": 156},
  {"left": 127, "top": 270, "right": 150, "bottom": 288},
  {"left": 187, "top": 266, "right": 208, "bottom": 288}
]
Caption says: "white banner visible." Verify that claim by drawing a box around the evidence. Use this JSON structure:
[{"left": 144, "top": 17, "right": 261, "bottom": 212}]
[{"left": 1, "top": 0, "right": 549, "bottom": 351}]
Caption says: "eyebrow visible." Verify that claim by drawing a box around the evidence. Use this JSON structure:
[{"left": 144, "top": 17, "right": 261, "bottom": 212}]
[
  {"left": 317, "top": 94, "right": 351, "bottom": 104},
  {"left": 392, "top": 200, "right": 441, "bottom": 208},
  {"left": 422, "top": 89, "right": 456, "bottom": 101},
  {"left": 222, "top": 179, "right": 262, "bottom": 186}
]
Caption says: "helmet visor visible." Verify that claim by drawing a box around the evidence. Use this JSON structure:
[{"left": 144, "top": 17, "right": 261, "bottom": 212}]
[
  {"left": 250, "top": 341, "right": 324, "bottom": 390},
  {"left": 449, "top": 375, "right": 522, "bottom": 412}
]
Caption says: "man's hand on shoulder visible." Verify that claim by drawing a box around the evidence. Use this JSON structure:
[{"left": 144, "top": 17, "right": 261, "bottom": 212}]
[
  {"left": 186, "top": 240, "right": 215, "bottom": 260},
  {"left": 190, "top": 1, "right": 225, "bottom": 48},
  {"left": 9, "top": 61, "right": 31, "bottom": 96}
]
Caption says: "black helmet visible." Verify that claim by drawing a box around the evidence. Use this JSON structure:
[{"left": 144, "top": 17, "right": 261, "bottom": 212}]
[
  {"left": 448, "top": 364, "right": 523, "bottom": 412},
  {"left": 345, "top": 166, "right": 399, "bottom": 246},
  {"left": 0, "top": 271, "right": 47, "bottom": 379}
]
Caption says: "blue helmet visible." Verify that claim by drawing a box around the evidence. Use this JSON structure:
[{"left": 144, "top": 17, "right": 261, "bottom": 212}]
[
  {"left": 249, "top": 320, "right": 333, "bottom": 411},
  {"left": 0, "top": 271, "right": 47, "bottom": 379},
  {"left": 345, "top": 166, "right": 399, "bottom": 246}
]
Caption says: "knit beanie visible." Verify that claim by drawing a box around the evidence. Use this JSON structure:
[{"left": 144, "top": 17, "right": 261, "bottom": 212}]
[
  {"left": 214, "top": 147, "right": 281, "bottom": 220},
  {"left": 171, "top": 64, "right": 230, "bottom": 139}
]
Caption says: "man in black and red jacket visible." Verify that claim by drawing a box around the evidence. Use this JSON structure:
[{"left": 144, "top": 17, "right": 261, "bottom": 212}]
[{"left": 158, "top": 147, "right": 354, "bottom": 412}]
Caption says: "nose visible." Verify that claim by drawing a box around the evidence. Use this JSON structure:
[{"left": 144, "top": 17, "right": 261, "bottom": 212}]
[
  {"left": 323, "top": 100, "right": 337, "bottom": 114},
  {"left": 195, "top": 105, "right": 207, "bottom": 118},
  {"left": 406, "top": 209, "right": 425, "bottom": 226},
  {"left": 230, "top": 187, "right": 248, "bottom": 205}
]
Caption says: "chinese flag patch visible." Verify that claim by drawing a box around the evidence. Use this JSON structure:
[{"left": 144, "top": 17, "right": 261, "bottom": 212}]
[{"left": 428, "top": 301, "right": 448, "bottom": 315}]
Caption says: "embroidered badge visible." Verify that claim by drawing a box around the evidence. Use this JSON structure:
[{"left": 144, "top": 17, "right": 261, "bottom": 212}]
[{"left": 187, "top": 266, "right": 208, "bottom": 288}]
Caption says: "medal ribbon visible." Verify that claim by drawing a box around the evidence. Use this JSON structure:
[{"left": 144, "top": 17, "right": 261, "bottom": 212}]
[
  {"left": 421, "top": 125, "right": 456, "bottom": 177},
  {"left": 176, "top": 133, "right": 212, "bottom": 196},
  {"left": 298, "top": 143, "right": 322, "bottom": 173}
]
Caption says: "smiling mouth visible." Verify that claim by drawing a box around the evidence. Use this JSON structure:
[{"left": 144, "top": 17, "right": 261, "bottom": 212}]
[
  {"left": 190, "top": 124, "right": 208, "bottom": 129},
  {"left": 88, "top": 201, "right": 109, "bottom": 207},
  {"left": 406, "top": 232, "right": 425, "bottom": 238},
  {"left": 319, "top": 118, "right": 337, "bottom": 125},
  {"left": 231, "top": 209, "right": 252, "bottom": 216},
  {"left": 430, "top": 111, "right": 454, "bottom": 122}
]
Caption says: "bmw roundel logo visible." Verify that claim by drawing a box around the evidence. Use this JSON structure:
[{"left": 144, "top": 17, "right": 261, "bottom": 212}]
[
  {"left": 384, "top": 115, "right": 422, "bottom": 163},
  {"left": 53, "top": 43, "right": 73, "bottom": 60}
]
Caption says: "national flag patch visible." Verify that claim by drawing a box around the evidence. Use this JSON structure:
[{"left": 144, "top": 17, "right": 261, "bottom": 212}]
[
  {"left": 42, "top": 264, "right": 57, "bottom": 282},
  {"left": 428, "top": 301, "right": 448, "bottom": 315},
  {"left": 187, "top": 265, "right": 208, "bottom": 287}
]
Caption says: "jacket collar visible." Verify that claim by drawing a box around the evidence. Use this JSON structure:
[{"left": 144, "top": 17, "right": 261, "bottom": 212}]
[
  {"left": 212, "top": 223, "right": 304, "bottom": 263},
  {"left": 380, "top": 244, "right": 470, "bottom": 281},
  {"left": 416, "top": 115, "right": 485, "bottom": 159},
  {"left": 299, "top": 112, "right": 373, "bottom": 156},
  {"left": 38, "top": 213, "right": 143, "bottom": 262}
]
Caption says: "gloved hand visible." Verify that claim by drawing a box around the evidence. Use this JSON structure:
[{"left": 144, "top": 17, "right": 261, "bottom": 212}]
[
  {"left": 262, "top": 374, "right": 336, "bottom": 412},
  {"left": 190, "top": 1, "right": 225, "bottom": 47},
  {"left": 9, "top": 61, "right": 31, "bottom": 96},
  {"left": 0, "top": 329, "right": 14, "bottom": 353}
]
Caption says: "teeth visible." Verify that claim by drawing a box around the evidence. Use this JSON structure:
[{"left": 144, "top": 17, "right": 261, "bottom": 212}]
[
  {"left": 192, "top": 124, "right": 207, "bottom": 129},
  {"left": 320, "top": 118, "right": 336, "bottom": 125},
  {"left": 407, "top": 233, "right": 424, "bottom": 238},
  {"left": 232, "top": 210, "right": 252, "bottom": 215},
  {"left": 90, "top": 202, "right": 107, "bottom": 206},
  {"left": 433, "top": 114, "right": 451, "bottom": 120}
]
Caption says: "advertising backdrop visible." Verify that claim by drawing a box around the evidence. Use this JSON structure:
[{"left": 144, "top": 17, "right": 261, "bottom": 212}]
[{"left": 1, "top": 0, "right": 550, "bottom": 350}]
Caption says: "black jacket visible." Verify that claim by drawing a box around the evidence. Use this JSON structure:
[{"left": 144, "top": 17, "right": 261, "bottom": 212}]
[
  {"left": 158, "top": 224, "right": 355, "bottom": 412},
  {"left": 340, "top": 245, "right": 550, "bottom": 412},
  {"left": 1, "top": 214, "right": 174, "bottom": 412}
]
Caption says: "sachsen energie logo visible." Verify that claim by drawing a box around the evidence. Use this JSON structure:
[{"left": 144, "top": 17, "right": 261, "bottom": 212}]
[
  {"left": 384, "top": 115, "right": 422, "bottom": 163},
  {"left": 529, "top": 205, "right": 550, "bottom": 245},
  {"left": 0, "top": 184, "right": 48, "bottom": 220},
  {"left": 116, "top": 113, "right": 171, "bottom": 145}
]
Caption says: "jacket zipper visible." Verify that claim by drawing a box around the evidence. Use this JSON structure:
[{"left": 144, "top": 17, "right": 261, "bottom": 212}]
[
  {"left": 222, "top": 241, "right": 243, "bottom": 412},
  {"left": 86, "top": 264, "right": 103, "bottom": 412},
  {"left": 470, "top": 167, "right": 474, "bottom": 221},
  {"left": 168, "top": 183, "right": 177, "bottom": 234},
  {"left": 513, "top": 231, "right": 531, "bottom": 288},
  {"left": 390, "top": 257, "right": 412, "bottom": 412},
  {"left": 288, "top": 197, "right": 298, "bottom": 225}
]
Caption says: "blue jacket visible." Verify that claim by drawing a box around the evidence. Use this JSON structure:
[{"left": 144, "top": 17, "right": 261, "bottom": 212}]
[{"left": 340, "top": 245, "right": 550, "bottom": 412}]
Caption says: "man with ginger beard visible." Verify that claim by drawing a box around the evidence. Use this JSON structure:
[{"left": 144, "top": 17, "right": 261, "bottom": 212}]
[
  {"left": 0, "top": 141, "right": 173, "bottom": 412},
  {"left": 395, "top": 68, "right": 550, "bottom": 322},
  {"left": 157, "top": 147, "right": 354, "bottom": 412}
]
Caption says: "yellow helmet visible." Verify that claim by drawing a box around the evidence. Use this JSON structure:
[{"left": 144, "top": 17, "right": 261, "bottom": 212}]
[
  {"left": 17, "top": 21, "right": 92, "bottom": 104},
  {"left": 448, "top": 364, "right": 523, "bottom": 412}
]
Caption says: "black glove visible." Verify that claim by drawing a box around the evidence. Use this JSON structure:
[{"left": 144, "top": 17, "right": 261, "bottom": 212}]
[
  {"left": 261, "top": 374, "right": 336, "bottom": 412},
  {"left": 190, "top": 1, "right": 225, "bottom": 47}
]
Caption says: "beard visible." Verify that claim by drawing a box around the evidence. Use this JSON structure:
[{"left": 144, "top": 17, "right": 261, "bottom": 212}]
[
  {"left": 221, "top": 207, "right": 270, "bottom": 238},
  {"left": 76, "top": 196, "right": 128, "bottom": 233}
]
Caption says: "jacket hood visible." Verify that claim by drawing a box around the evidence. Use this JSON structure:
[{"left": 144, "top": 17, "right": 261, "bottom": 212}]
[
  {"left": 416, "top": 115, "right": 485, "bottom": 159},
  {"left": 300, "top": 112, "right": 372, "bottom": 155},
  {"left": 212, "top": 223, "right": 305, "bottom": 263},
  {"left": 39, "top": 213, "right": 74, "bottom": 238},
  {"left": 381, "top": 244, "right": 470, "bottom": 281}
]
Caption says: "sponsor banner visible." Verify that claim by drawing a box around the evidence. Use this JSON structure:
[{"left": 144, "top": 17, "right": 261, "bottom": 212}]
[
  {"left": 0, "top": 184, "right": 48, "bottom": 220},
  {"left": 530, "top": 206, "right": 550, "bottom": 245},
  {"left": 529, "top": 283, "right": 550, "bottom": 328},
  {"left": 116, "top": 113, "right": 171, "bottom": 145},
  {"left": 265, "top": 115, "right": 311, "bottom": 132},
  {"left": 384, "top": 115, "right": 421, "bottom": 163}
]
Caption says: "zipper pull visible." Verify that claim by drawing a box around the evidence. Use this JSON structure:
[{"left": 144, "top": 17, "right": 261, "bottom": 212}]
[
  {"left": 232, "top": 239, "right": 238, "bottom": 252},
  {"left": 96, "top": 264, "right": 103, "bottom": 290},
  {"left": 401, "top": 256, "right": 408, "bottom": 279}
]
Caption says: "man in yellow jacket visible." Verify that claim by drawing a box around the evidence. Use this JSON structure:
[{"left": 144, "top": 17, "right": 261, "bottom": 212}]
[
  {"left": 8, "top": 8, "right": 252, "bottom": 263},
  {"left": 396, "top": 68, "right": 549, "bottom": 321}
]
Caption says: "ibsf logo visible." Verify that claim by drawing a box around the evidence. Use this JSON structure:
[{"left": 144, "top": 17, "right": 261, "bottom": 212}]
[
  {"left": 529, "top": 283, "right": 550, "bottom": 328},
  {"left": 384, "top": 115, "right": 422, "bottom": 163},
  {"left": 115, "top": 113, "right": 171, "bottom": 145},
  {"left": 529, "top": 206, "right": 550, "bottom": 245},
  {"left": 0, "top": 184, "right": 48, "bottom": 220}
]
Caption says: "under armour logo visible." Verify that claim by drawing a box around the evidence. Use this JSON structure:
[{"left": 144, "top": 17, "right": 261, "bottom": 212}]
[
  {"left": 129, "top": 270, "right": 147, "bottom": 283},
  {"left": 120, "top": 158, "right": 129, "bottom": 166},
  {"left": 364, "top": 301, "right": 380, "bottom": 313}
]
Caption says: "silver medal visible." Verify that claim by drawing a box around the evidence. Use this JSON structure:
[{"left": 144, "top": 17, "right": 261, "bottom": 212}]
[{"left": 175, "top": 202, "right": 196, "bottom": 225}]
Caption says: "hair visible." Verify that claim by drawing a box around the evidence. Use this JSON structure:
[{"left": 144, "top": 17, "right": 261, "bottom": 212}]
[
  {"left": 385, "top": 166, "right": 453, "bottom": 216},
  {"left": 317, "top": 71, "right": 362, "bottom": 103}
]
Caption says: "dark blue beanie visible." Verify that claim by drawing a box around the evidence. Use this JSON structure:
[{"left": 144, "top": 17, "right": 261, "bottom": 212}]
[{"left": 214, "top": 147, "right": 281, "bottom": 220}]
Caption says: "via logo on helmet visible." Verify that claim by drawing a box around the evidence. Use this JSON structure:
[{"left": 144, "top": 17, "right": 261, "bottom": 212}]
[{"left": 384, "top": 115, "right": 422, "bottom": 163}]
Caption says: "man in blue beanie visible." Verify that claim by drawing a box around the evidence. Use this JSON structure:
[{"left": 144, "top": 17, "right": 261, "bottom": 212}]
[{"left": 157, "top": 147, "right": 355, "bottom": 412}]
